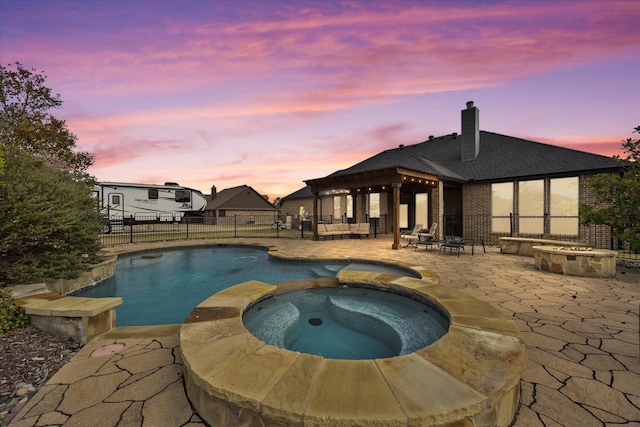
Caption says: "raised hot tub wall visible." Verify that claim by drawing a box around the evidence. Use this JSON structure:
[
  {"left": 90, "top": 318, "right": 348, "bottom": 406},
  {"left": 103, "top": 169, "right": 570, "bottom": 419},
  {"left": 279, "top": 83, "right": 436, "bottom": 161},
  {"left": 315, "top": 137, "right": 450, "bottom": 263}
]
[{"left": 180, "top": 269, "right": 527, "bottom": 427}]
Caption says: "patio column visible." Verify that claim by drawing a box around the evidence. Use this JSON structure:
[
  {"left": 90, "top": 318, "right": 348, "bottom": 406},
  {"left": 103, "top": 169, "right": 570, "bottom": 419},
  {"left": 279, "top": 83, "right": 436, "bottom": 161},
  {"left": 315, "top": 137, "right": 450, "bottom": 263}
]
[
  {"left": 392, "top": 183, "right": 401, "bottom": 250},
  {"left": 437, "top": 180, "right": 444, "bottom": 238},
  {"left": 312, "top": 191, "right": 319, "bottom": 241},
  {"left": 352, "top": 193, "right": 357, "bottom": 223}
]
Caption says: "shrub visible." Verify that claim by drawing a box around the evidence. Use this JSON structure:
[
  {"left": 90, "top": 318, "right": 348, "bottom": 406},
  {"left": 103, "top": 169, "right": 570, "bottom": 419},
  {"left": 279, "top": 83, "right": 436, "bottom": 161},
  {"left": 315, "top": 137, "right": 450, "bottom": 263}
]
[{"left": 0, "top": 287, "right": 30, "bottom": 334}]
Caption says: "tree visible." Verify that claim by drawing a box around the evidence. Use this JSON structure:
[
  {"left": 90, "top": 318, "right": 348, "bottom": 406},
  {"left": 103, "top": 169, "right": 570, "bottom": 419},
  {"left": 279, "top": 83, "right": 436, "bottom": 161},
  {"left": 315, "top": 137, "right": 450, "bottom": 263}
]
[
  {"left": 580, "top": 126, "right": 640, "bottom": 253},
  {"left": 0, "top": 62, "right": 103, "bottom": 285},
  {"left": 1, "top": 62, "right": 94, "bottom": 180}
]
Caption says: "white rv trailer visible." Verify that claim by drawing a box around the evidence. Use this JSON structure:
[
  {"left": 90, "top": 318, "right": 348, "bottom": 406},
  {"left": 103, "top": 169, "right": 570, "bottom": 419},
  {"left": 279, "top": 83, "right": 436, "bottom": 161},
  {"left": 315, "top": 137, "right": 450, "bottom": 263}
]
[{"left": 94, "top": 182, "right": 207, "bottom": 222}]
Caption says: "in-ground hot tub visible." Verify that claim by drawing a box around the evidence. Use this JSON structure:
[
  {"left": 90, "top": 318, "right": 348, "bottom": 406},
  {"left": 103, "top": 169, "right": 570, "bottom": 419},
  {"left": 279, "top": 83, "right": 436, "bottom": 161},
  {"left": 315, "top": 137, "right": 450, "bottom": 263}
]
[
  {"left": 180, "top": 269, "right": 526, "bottom": 427},
  {"left": 243, "top": 286, "right": 449, "bottom": 360}
]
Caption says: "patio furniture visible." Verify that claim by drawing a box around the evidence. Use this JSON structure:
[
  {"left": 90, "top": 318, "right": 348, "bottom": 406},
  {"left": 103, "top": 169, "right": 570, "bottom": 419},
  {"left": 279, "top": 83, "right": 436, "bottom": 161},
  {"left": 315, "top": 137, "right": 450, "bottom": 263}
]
[
  {"left": 439, "top": 236, "right": 486, "bottom": 256},
  {"left": 318, "top": 223, "right": 371, "bottom": 239},
  {"left": 400, "top": 224, "right": 423, "bottom": 247},
  {"left": 415, "top": 236, "right": 442, "bottom": 252},
  {"left": 418, "top": 222, "right": 438, "bottom": 240}
]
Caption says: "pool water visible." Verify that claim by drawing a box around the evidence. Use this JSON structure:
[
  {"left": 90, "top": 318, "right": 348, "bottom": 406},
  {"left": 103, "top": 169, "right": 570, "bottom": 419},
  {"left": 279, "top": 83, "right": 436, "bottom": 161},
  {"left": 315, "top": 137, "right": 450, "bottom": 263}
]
[
  {"left": 77, "top": 246, "right": 414, "bottom": 326},
  {"left": 243, "top": 287, "right": 449, "bottom": 359}
]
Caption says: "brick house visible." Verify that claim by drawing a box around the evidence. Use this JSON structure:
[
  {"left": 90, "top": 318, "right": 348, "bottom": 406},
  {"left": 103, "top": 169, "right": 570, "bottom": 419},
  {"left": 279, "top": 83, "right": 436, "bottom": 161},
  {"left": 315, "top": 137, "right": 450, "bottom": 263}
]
[
  {"left": 298, "top": 102, "right": 620, "bottom": 249},
  {"left": 204, "top": 185, "right": 278, "bottom": 224}
]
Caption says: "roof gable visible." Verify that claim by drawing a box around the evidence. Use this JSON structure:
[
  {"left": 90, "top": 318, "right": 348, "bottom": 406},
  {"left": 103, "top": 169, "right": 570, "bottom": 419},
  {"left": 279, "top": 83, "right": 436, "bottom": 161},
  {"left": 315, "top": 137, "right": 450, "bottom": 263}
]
[{"left": 205, "top": 185, "right": 276, "bottom": 211}]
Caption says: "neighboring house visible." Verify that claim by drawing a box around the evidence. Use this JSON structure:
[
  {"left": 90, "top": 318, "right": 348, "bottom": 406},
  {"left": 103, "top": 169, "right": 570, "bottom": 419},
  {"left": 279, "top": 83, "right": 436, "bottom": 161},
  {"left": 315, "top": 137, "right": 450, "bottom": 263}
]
[
  {"left": 302, "top": 102, "right": 620, "bottom": 249},
  {"left": 204, "top": 185, "right": 278, "bottom": 223},
  {"left": 279, "top": 186, "right": 313, "bottom": 221}
]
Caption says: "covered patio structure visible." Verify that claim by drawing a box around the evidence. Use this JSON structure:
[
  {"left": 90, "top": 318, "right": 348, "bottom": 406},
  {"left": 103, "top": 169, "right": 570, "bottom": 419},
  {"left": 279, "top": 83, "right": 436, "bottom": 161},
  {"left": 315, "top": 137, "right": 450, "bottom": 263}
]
[{"left": 305, "top": 166, "right": 445, "bottom": 249}]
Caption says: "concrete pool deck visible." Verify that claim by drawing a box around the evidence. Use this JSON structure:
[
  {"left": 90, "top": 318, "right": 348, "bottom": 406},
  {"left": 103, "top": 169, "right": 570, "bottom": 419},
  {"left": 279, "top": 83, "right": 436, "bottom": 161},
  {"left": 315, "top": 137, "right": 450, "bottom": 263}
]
[{"left": 7, "top": 238, "right": 640, "bottom": 426}]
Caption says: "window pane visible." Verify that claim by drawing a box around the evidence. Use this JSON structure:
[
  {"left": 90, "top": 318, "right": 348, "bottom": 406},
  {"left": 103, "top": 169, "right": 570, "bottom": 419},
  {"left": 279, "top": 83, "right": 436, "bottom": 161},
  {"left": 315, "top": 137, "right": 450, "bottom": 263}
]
[
  {"left": 175, "top": 190, "right": 190, "bottom": 203},
  {"left": 346, "top": 195, "right": 353, "bottom": 219},
  {"left": 415, "top": 193, "right": 428, "bottom": 228},
  {"left": 519, "top": 180, "right": 543, "bottom": 234},
  {"left": 148, "top": 188, "right": 159, "bottom": 199},
  {"left": 400, "top": 204, "right": 408, "bottom": 228},
  {"left": 492, "top": 182, "right": 513, "bottom": 233},
  {"left": 550, "top": 177, "right": 578, "bottom": 235},
  {"left": 368, "top": 193, "right": 380, "bottom": 218}
]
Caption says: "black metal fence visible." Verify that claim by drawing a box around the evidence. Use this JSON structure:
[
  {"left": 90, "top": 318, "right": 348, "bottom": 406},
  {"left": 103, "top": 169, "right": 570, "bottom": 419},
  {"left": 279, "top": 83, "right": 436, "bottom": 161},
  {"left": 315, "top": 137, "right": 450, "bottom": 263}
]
[
  {"left": 100, "top": 214, "right": 393, "bottom": 246},
  {"left": 442, "top": 213, "right": 638, "bottom": 260},
  {"left": 100, "top": 214, "right": 310, "bottom": 245},
  {"left": 99, "top": 213, "right": 638, "bottom": 260}
]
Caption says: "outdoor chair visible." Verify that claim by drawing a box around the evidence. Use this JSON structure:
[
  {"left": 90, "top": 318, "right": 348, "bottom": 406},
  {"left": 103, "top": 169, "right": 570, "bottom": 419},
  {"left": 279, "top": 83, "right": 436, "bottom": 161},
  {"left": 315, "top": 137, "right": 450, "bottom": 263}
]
[
  {"left": 401, "top": 223, "right": 423, "bottom": 247},
  {"left": 419, "top": 222, "right": 438, "bottom": 240},
  {"left": 439, "top": 236, "right": 486, "bottom": 256}
]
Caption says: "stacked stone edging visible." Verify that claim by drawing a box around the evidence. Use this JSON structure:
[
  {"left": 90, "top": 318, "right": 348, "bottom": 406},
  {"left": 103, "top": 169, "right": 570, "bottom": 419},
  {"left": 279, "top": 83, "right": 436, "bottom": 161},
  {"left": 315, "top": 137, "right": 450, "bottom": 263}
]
[{"left": 533, "top": 246, "right": 617, "bottom": 278}]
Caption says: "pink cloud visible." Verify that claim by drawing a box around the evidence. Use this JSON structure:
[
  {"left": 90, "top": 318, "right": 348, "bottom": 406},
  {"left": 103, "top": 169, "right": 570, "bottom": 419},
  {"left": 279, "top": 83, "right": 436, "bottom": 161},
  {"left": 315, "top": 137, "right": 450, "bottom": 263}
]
[
  {"left": 526, "top": 136, "right": 627, "bottom": 158},
  {"left": 7, "top": 1, "right": 637, "bottom": 105}
]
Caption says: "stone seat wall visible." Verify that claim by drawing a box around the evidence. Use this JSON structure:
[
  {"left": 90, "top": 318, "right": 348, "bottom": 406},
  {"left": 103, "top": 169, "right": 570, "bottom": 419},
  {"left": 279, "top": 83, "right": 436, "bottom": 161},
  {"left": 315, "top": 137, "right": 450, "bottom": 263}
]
[{"left": 499, "top": 237, "right": 589, "bottom": 257}]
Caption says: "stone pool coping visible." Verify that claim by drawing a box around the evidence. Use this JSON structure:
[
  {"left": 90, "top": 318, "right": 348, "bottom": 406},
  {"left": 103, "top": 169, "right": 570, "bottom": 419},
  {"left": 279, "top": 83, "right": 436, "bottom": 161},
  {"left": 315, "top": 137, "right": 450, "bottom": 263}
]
[
  {"left": 180, "top": 270, "right": 527, "bottom": 426},
  {"left": 9, "top": 242, "right": 432, "bottom": 345}
]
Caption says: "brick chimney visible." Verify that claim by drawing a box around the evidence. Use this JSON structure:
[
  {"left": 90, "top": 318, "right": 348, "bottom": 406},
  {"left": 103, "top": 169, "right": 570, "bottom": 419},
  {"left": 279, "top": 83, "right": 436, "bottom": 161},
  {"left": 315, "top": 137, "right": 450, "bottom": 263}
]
[
  {"left": 461, "top": 101, "right": 479, "bottom": 161},
  {"left": 210, "top": 185, "right": 217, "bottom": 199}
]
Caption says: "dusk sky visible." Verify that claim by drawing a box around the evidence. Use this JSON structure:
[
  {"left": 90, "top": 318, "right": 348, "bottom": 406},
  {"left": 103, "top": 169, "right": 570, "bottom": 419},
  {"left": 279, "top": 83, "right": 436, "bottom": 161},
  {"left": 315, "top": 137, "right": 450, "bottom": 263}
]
[{"left": 1, "top": 0, "right": 639, "bottom": 200}]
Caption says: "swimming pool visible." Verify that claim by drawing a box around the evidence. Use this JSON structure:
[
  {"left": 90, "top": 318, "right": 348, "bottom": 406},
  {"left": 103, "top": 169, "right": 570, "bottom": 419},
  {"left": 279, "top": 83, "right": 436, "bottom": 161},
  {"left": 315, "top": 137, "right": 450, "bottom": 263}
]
[{"left": 76, "top": 246, "right": 416, "bottom": 326}]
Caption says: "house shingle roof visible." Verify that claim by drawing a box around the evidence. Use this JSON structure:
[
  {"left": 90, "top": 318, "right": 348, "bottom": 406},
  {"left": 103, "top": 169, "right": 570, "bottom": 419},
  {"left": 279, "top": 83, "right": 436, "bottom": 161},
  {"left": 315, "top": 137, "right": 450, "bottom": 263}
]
[
  {"left": 281, "top": 186, "right": 312, "bottom": 201},
  {"left": 205, "top": 185, "right": 276, "bottom": 211},
  {"left": 327, "top": 131, "right": 619, "bottom": 182}
]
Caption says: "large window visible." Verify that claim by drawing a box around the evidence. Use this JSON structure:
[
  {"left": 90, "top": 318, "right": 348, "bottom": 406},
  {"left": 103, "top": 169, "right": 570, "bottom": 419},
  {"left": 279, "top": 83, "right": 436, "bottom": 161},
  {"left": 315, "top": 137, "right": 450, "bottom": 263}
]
[
  {"left": 415, "top": 193, "right": 429, "bottom": 228},
  {"left": 519, "top": 180, "right": 544, "bottom": 234},
  {"left": 400, "top": 204, "right": 408, "bottom": 228},
  {"left": 368, "top": 193, "right": 380, "bottom": 218},
  {"left": 550, "top": 177, "right": 579, "bottom": 235},
  {"left": 333, "top": 196, "right": 341, "bottom": 218},
  {"left": 346, "top": 195, "right": 353, "bottom": 219},
  {"left": 492, "top": 177, "right": 579, "bottom": 236},
  {"left": 492, "top": 182, "right": 513, "bottom": 233}
]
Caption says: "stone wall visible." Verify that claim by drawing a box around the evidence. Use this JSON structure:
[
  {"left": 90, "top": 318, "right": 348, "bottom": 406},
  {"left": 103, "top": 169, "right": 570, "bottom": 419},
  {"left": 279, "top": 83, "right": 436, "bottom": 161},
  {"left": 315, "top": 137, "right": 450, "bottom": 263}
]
[{"left": 47, "top": 256, "right": 117, "bottom": 295}]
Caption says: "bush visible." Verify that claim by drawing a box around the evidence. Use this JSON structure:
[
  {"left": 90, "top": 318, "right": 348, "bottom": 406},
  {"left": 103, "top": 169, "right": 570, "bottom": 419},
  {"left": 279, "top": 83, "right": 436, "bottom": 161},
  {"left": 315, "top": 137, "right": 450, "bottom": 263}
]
[{"left": 0, "top": 287, "right": 30, "bottom": 334}]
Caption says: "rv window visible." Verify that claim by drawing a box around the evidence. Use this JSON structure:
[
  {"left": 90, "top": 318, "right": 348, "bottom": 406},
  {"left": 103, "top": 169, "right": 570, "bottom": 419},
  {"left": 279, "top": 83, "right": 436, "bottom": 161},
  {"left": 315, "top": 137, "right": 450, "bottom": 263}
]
[
  {"left": 111, "top": 195, "right": 121, "bottom": 205},
  {"left": 175, "top": 190, "right": 190, "bottom": 203},
  {"left": 148, "top": 188, "right": 158, "bottom": 199}
]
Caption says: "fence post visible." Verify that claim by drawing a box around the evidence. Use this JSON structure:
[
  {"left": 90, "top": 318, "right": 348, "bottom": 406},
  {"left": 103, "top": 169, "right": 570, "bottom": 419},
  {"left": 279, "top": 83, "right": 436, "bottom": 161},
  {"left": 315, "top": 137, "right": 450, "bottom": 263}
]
[
  {"left": 234, "top": 215, "right": 237, "bottom": 238},
  {"left": 129, "top": 219, "right": 133, "bottom": 244},
  {"left": 186, "top": 220, "right": 189, "bottom": 239},
  {"left": 509, "top": 213, "right": 513, "bottom": 237}
]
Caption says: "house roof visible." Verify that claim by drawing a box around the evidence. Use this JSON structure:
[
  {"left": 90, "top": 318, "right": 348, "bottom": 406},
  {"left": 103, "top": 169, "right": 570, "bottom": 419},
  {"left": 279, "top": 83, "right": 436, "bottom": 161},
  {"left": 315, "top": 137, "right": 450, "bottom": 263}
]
[
  {"left": 324, "top": 131, "right": 619, "bottom": 183},
  {"left": 205, "top": 185, "right": 277, "bottom": 211},
  {"left": 281, "top": 186, "right": 312, "bottom": 201}
]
